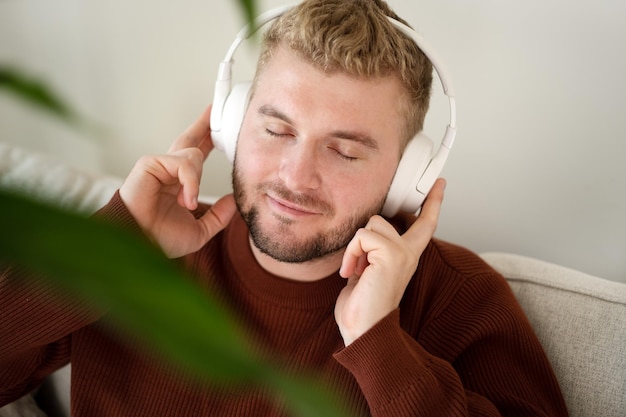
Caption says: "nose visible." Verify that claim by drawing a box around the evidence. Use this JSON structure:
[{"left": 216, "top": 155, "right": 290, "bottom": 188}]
[{"left": 278, "top": 142, "right": 321, "bottom": 192}]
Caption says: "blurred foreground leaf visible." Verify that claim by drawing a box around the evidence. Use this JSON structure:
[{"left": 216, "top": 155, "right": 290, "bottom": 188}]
[
  {"left": 0, "top": 66, "right": 78, "bottom": 124},
  {"left": 0, "top": 189, "right": 348, "bottom": 417},
  {"left": 0, "top": 2, "right": 348, "bottom": 415},
  {"left": 0, "top": 66, "right": 104, "bottom": 136},
  {"left": 235, "top": 0, "right": 258, "bottom": 33}
]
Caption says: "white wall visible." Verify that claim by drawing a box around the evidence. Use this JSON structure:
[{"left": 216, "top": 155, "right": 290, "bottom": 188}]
[{"left": 1, "top": 0, "right": 624, "bottom": 282}]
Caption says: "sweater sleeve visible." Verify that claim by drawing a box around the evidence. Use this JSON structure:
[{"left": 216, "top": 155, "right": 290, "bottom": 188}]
[
  {"left": 0, "top": 266, "right": 99, "bottom": 405},
  {"left": 334, "top": 309, "right": 473, "bottom": 416},
  {"left": 334, "top": 269, "right": 569, "bottom": 417},
  {"left": 0, "top": 191, "right": 136, "bottom": 405}
]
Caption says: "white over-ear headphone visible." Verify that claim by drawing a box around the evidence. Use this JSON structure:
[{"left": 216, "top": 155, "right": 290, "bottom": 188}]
[{"left": 211, "top": 4, "right": 457, "bottom": 217}]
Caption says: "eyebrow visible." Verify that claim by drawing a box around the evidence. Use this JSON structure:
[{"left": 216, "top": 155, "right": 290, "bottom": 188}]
[
  {"left": 330, "top": 130, "right": 379, "bottom": 151},
  {"left": 258, "top": 104, "right": 380, "bottom": 151},
  {"left": 259, "top": 104, "right": 292, "bottom": 123}
]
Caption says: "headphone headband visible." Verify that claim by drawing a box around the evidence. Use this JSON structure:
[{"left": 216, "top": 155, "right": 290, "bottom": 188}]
[{"left": 211, "top": 5, "right": 294, "bottom": 134}]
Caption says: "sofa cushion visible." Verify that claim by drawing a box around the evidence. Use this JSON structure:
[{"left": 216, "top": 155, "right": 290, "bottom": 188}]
[
  {"left": 0, "top": 143, "right": 122, "bottom": 214},
  {"left": 481, "top": 252, "right": 626, "bottom": 417},
  {"left": 0, "top": 395, "right": 47, "bottom": 417}
]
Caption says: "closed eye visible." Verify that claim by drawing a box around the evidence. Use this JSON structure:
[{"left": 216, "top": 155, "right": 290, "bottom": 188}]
[
  {"left": 329, "top": 147, "right": 358, "bottom": 162},
  {"left": 265, "top": 128, "right": 290, "bottom": 138}
]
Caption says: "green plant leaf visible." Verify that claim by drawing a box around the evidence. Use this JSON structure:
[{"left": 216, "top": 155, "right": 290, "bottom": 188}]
[
  {"left": 268, "top": 372, "right": 352, "bottom": 417},
  {"left": 0, "top": 2, "right": 349, "bottom": 414},
  {"left": 0, "top": 66, "right": 78, "bottom": 124},
  {"left": 235, "top": 0, "right": 258, "bottom": 32},
  {"left": 0, "top": 189, "right": 349, "bottom": 417}
]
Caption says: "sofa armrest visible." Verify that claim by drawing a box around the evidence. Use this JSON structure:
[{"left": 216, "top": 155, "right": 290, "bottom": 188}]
[{"left": 481, "top": 252, "right": 626, "bottom": 417}]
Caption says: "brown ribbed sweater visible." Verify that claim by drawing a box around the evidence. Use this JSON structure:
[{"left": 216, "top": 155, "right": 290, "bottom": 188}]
[{"left": 0, "top": 192, "right": 569, "bottom": 416}]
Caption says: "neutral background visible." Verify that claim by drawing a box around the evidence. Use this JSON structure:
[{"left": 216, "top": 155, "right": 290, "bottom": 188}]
[{"left": 1, "top": 0, "right": 624, "bottom": 283}]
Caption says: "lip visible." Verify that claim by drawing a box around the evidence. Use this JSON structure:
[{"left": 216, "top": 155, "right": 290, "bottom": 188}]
[{"left": 267, "top": 194, "right": 320, "bottom": 217}]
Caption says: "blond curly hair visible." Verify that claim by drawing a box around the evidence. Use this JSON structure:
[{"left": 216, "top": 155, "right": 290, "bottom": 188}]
[{"left": 253, "top": 0, "right": 433, "bottom": 150}]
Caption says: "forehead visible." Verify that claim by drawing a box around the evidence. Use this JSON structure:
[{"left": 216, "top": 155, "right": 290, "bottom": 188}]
[{"left": 251, "top": 46, "right": 405, "bottom": 150}]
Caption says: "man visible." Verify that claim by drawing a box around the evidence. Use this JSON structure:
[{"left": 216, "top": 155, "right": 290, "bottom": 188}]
[{"left": 1, "top": 0, "right": 569, "bottom": 416}]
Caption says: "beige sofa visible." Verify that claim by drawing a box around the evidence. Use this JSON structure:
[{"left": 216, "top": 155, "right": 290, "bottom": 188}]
[
  {"left": 1, "top": 143, "right": 625, "bottom": 417},
  {"left": 481, "top": 252, "right": 625, "bottom": 417}
]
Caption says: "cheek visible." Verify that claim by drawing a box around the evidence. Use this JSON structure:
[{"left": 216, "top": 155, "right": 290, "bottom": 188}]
[
  {"left": 326, "top": 161, "right": 396, "bottom": 210},
  {"left": 236, "top": 125, "right": 274, "bottom": 177}
]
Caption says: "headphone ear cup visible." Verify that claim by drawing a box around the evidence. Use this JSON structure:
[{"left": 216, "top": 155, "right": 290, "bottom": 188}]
[
  {"left": 211, "top": 82, "right": 252, "bottom": 162},
  {"left": 381, "top": 133, "right": 434, "bottom": 217}
]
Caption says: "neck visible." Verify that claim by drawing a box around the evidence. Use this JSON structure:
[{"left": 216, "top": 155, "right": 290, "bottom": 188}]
[{"left": 248, "top": 235, "right": 344, "bottom": 282}]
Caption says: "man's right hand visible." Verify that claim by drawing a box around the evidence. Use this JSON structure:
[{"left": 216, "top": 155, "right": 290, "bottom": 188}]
[{"left": 119, "top": 105, "right": 237, "bottom": 258}]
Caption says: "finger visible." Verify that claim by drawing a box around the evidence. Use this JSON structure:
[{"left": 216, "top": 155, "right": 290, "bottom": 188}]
[
  {"left": 403, "top": 178, "right": 446, "bottom": 250},
  {"left": 355, "top": 252, "right": 369, "bottom": 276},
  {"left": 339, "top": 215, "right": 399, "bottom": 278},
  {"left": 339, "top": 226, "right": 391, "bottom": 278},
  {"left": 197, "top": 194, "right": 237, "bottom": 240},
  {"left": 365, "top": 215, "right": 402, "bottom": 241},
  {"left": 168, "top": 105, "right": 214, "bottom": 156},
  {"left": 339, "top": 234, "right": 365, "bottom": 279},
  {"left": 174, "top": 149, "right": 206, "bottom": 210},
  {"left": 353, "top": 216, "right": 402, "bottom": 275}
]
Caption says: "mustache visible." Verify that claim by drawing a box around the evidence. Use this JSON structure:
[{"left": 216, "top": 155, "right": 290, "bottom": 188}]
[{"left": 258, "top": 181, "right": 333, "bottom": 214}]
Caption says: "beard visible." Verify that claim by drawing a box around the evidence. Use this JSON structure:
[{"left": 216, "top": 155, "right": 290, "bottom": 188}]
[{"left": 232, "top": 163, "right": 385, "bottom": 264}]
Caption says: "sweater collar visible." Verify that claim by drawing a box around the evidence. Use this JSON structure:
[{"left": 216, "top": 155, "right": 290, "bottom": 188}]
[{"left": 224, "top": 212, "right": 346, "bottom": 310}]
